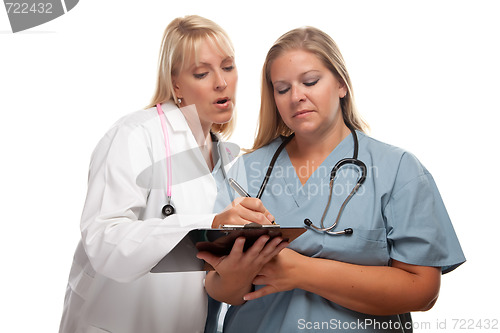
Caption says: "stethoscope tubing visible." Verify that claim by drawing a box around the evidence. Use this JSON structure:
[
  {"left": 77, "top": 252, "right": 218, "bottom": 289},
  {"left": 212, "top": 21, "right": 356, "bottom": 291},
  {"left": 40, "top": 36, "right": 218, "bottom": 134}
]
[
  {"left": 156, "top": 103, "right": 233, "bottom": 216},
  {"left": 256, "top": 134, "right": 295, "bottom": 199},
  {"left": 157, "top": 104, "right": 173, "bottom": 204},
  {"left": 257, "top": 127, "right": 366, "bottom": 235}
]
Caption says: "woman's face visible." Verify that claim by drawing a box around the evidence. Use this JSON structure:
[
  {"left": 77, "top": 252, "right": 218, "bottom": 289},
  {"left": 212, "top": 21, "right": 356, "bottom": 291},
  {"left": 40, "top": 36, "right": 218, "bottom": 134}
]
[
  {"left": 174, "top": 38, "right": 237, "bottom": 131},
  {"left": 270, "top": 49, "right": 346, "bottom": 138}
]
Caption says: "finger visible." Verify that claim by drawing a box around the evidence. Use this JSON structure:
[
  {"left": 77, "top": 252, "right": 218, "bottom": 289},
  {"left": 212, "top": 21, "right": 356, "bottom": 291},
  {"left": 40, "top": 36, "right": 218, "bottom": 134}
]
[
  {"left": 196, "top": 251, "right": 226, "bottom": 269},
  {"left": 229, "top": 198, "right": 274, "bottom": 225},
  {"left": 244, "top": 235, "right": 270, "bottom": 257},
  {"left": 229, "top": 237, "right": 246, "bottom": 257},
  {"left": 243, "top": 285, "right": 275, "bottom": 301},
  {"left": 262, "top": 208, "right": 275, "bottom": 224},
  {"left": 229, "top": 196, "right": 244, "bottom": 208},
  {"left": 238, "top": 197, "right": 267, "bottom": 213},
  {"left": 259, "top": 237, "right": 284, "bottom": 257},
  {"left": 236, "top": 208, "right": 272, "bottom": 225},
  {"left": 271, "top": 240, "right": 290, "bottom": 257}
]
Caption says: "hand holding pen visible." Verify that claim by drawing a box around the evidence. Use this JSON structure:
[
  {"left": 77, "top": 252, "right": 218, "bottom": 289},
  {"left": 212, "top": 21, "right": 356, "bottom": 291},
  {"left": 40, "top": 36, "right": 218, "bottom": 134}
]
[{"left": 229, "top": 178, "right": 276, "bottom": 225}]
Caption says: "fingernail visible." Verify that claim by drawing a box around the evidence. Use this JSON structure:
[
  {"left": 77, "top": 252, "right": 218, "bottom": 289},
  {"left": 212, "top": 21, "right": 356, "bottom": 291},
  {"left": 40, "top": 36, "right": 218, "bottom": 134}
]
[
  {"left": 243, "top": 296, "right": 248, "bottom": 301},
  {"left": 267, "top": 214, "right": 274, "bottom": 221}
]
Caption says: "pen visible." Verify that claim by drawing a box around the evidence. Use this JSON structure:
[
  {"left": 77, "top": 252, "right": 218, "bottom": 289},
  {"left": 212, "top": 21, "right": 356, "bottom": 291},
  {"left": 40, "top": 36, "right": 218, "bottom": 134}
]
[
  {"left": 229, "top": 178, "right": 251, "bottom": 197},
  {"left": 228, "top": 178, "right": 276, "bottom": 225}
]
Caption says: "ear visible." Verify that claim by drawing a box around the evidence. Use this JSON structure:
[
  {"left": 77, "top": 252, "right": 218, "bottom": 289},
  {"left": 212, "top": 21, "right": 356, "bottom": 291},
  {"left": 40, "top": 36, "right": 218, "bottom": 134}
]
[
  {"left": 172, "top": 77, "right": 182, "bottom": 99},
  {"left": 338, "top": 80, "right": 348, "bottom": 99}
]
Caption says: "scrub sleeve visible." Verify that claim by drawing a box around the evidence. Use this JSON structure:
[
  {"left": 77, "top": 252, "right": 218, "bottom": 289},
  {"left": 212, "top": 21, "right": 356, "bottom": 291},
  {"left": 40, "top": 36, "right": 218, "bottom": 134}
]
[{"left": 384, "top": 152, "right": 465, "bottom": 273}]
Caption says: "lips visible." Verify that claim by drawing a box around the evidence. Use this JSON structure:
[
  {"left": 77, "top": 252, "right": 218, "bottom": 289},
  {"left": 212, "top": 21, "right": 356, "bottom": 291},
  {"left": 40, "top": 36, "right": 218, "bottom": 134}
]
[
  {"left": 214, "top": 97, "right": 231, "bottom": 110},
  {"left": 215, "top": 97, "right": 229, "bottom": 105},
  {"left": 293, "top": 110, "right": 314, "bottom": 117}
]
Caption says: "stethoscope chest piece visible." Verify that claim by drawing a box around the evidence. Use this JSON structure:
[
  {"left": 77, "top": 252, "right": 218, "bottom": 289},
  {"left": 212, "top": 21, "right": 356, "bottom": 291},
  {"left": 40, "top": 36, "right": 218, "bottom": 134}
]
[{"left": 162, "top": 204, "right": 175, "bottom": 217}]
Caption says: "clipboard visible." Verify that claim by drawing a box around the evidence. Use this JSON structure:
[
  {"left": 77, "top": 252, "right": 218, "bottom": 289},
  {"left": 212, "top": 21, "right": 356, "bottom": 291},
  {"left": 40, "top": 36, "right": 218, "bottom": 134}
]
[{"left": 150, "top": 224, "right": 306, "bottom": 272}]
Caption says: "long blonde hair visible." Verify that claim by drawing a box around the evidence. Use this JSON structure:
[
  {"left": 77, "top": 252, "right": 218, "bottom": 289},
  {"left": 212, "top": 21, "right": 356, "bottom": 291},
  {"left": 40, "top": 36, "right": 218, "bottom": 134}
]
[
  {"left": 147, "top": 15, "right": 236, "bottom": 138},
  {"left": 252, "top": 26, "right": 369, "bottom": 150}
]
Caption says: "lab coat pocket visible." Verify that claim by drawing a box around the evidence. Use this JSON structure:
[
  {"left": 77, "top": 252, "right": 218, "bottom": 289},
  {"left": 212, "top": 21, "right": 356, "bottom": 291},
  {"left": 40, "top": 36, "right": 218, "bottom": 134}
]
[{"left": 68, "top": 261, "right": 95, "bottom": 300}]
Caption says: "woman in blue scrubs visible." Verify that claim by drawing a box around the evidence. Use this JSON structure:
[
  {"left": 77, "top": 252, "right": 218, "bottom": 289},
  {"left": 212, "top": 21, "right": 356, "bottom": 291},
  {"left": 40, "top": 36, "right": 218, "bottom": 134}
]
[{"left": 199, "top": 26, "right": 465, "bottom": 333}]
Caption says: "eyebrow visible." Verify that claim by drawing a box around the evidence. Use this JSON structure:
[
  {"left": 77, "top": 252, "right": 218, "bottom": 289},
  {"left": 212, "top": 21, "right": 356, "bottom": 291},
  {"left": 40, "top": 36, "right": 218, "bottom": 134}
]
[{"left": 191, "top": 56, "right": 234, "bottom": 69}]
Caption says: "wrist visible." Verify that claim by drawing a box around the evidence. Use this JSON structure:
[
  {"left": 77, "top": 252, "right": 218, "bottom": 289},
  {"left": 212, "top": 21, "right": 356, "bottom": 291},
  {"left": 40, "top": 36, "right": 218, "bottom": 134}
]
[
  {"left": 290, "top": 251, "right": 308, "bottom": 290},
  {"left": 211, "top": 215, "right": 222, "bottom": 228}
]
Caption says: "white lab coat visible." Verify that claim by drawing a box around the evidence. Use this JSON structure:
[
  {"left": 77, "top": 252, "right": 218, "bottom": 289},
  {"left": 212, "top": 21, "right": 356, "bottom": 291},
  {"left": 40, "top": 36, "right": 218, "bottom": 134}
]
[{"left": 59, "top": 102, "right": 230, "bottom": 333}]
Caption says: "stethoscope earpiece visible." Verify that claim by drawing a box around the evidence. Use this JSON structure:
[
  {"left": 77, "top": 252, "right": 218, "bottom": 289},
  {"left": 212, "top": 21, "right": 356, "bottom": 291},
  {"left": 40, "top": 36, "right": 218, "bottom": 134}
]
[{"left": 343, "top": 228, "right": 354, "bottom": 235}]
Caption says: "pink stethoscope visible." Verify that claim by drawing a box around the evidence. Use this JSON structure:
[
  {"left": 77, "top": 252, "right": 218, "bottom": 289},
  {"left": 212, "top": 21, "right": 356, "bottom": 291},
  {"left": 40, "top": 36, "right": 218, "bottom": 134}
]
[{"left": 156, "top": 103, "right": 233, "bottom": 216}]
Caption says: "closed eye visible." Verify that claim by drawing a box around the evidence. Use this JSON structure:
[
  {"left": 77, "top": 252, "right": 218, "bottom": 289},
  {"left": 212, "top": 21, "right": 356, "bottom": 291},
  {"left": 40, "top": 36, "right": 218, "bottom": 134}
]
[
  {"left": 193, "top": 72, "right": 208, "bottom": 79},
  {"left": 277, "top": 87, "right": 290, "bottom": 95},
  {"left": 304, "top": 79, "right": 319, "bottom": 87}
]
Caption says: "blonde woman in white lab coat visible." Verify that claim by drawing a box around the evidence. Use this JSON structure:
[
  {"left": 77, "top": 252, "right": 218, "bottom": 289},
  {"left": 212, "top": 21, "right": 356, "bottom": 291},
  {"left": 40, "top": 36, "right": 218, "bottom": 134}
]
[{"left": 59, "top": 15, "right": 280, "bottom": 333}]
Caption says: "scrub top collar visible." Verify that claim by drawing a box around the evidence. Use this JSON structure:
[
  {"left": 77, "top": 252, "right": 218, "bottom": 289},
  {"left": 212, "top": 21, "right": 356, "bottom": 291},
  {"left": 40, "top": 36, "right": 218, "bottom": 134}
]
[{"left": 280, "top": 130, "right": 364, "bottom": 185}]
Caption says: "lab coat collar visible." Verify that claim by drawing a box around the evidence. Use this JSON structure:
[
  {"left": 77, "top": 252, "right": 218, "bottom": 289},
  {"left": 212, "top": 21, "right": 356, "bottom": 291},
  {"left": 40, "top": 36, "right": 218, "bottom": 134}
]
[
  {"left": 161, "top": 101, "right": 222, "bottom": 145},
  {"left": 160, "top": 101, "right": 189, "bottom": 132}
]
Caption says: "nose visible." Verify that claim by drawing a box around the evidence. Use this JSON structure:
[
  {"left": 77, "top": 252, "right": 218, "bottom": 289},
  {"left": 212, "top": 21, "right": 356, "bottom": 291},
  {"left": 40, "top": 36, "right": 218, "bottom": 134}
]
[
  {"left": 291, "top": 85, "right": 306, "bottom": 103},
  {"left": 214, "top": 70, "right": 228, "bottom": 91}
]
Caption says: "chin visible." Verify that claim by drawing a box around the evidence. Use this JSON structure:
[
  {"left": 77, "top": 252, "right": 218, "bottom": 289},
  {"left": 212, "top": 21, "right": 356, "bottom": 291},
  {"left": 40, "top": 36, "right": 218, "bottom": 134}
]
[
  {"left": 289, "top": 123, "right": 320, "bottom": 135},
  {"left": 213, "top": 110, "right": 234, "bottom": 124}
]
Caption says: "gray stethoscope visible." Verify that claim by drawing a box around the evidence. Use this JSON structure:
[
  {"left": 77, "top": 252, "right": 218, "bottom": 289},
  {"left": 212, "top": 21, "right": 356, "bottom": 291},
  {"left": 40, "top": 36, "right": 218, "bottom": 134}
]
[
  {"left": 156, "top": 104, "right": 233, "bottom": 217},
  {"left": 256, "top": 126, "right": 367, "bottom": 235}
]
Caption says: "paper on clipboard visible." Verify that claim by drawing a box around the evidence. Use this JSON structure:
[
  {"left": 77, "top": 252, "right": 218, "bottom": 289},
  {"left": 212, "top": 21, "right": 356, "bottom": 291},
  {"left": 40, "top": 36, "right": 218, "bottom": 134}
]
[{"left": 150, "top": 224, "right": 306, "bottom": 272}]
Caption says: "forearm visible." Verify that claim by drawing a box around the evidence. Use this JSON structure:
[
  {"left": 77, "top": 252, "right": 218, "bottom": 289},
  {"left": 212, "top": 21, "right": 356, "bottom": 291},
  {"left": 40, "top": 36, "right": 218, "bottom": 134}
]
[
  {"left": 205, "top": 271, "right": 253, "bottom": 305},
  {"left": 296, "top": 257, "right": 441, "bottom": 315}
]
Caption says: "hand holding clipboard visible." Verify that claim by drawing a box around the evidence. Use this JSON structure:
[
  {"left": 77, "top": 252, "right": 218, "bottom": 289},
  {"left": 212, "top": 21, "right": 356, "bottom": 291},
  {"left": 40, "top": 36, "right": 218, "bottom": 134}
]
[{"left": 151, "top": 225, "right": 305, "bottom": 272}]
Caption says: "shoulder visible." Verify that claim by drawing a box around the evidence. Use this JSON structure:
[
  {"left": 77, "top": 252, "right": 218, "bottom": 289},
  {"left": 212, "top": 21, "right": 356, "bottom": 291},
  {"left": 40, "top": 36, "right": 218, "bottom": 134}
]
[
  {"left": 109, "top": 107, "right": 158, "bottom": 133},
  {"left": 106, "top": 101, "right": 182, "bottom": 134},
  {"left": 91, "top": 106, "right": 163, "bottom": 158},
  {"left": 359, "top": 132, "right": 431, "bottom": 192},
  {"left": 243, "top": 138, "right": 283, "bottom": 162},
  {"left": 358, "top": 132, "right": 404, "bottom": 159},
  {"left": 361, "top": 132, "right": 427, "bottom": 167}
]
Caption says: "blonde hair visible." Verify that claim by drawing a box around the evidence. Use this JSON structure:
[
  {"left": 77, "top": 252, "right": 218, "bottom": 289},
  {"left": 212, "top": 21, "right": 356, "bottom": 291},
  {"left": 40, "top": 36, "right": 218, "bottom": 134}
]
[
  {"left": 147, "top": 15, "right": 236, "bottom": 138},
  {"left": 252, "top": 26, "right": 369, "bottom": 150}
]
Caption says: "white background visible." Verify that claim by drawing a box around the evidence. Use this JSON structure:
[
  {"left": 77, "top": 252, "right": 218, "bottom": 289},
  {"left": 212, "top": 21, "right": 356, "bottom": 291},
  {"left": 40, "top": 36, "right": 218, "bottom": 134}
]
[{"left": 1, "top": 0, "right": 499, "bottom": 331}]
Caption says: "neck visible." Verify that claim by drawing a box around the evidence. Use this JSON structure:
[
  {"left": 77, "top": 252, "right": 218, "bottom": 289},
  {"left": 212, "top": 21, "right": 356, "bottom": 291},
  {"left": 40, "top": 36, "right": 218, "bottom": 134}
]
[
  {"left": 189, "top": 123, "right": 212, "bottom": 148},
  {"left": 179, "top": 104, "right": 213, "bottom": 146},
  {"left": 290, "top": 121, "right": 351, "bottom": 159},
  {"left": 191, "top": 126, "right": 214, "bottom": 170},
  {"left": 179, "top": 104, "right": 214, "bottom": 169}
]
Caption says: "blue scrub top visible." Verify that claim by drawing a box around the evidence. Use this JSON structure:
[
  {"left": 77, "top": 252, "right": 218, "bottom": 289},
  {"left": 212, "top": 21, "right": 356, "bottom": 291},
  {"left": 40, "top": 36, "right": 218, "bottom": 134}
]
[{"left": 213, "top": 132, "right": 465, "bottom": 333}]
